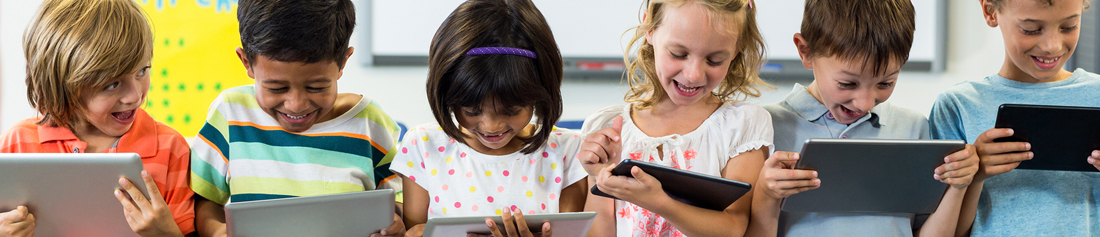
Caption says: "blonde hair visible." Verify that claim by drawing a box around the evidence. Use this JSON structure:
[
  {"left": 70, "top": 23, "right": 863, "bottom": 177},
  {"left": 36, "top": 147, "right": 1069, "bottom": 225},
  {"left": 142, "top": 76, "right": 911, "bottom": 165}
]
[
  {"left": 623, "top": 0, "right": 772, "bottom": 109},
  {"left": 23, "top": 0, "right": 153, "bottom": 129}
]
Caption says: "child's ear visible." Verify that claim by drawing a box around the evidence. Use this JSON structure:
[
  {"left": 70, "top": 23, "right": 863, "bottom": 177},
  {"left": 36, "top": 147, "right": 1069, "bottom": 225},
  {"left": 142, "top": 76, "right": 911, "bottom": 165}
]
[
  {"left": 337, "top": 47, "right": 354, "bottom": 80},
  {"left": 235, "top": 47, "right": 255, "bottom": 79},
  {"left": 793, "top": 33, "right": 814, "bottom": 70},
  {"left": 980, "top": 0, "right": 999, "bottom": 27}
]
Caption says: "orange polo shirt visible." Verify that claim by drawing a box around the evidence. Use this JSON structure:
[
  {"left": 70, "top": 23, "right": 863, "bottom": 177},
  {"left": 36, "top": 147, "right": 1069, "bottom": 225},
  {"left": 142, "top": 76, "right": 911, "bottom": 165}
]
[{"left": 0, "top": 109, "right": 196, "bottom": 235}]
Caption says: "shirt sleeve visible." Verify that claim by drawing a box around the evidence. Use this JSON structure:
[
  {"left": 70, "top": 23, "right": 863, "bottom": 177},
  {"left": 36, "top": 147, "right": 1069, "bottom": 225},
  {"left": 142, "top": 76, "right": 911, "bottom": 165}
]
[
  {"left": 389, "top": 127, "right": 429, "bottom": 190},
  {"left": 929, "top": 92, "right": 967, "bottom": 141},
  {"left": 361, "top": 101, "right": 401, "bottom": 190},
  {"left": 163, "top": 134, "right": 197, "bottom": 235},
  {"left": 190, "top": 99, "right": 232, "bottom": 205},
  {"left": 729, "top": 104, "right": 775, "bottom": 158},
  {"left": 556, "top": 128, "right": 588, "bottom": 186}
]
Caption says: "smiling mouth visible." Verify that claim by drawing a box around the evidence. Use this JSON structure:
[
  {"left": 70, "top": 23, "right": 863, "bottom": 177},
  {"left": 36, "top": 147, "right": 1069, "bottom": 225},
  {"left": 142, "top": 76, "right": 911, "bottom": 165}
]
[
  {"left": 280, "top": 111, "right": 314, "bottom": 124},
  {"left": 111, "top": 109, "right": 135, "bottom": 121},
  {"left": 839, "top": 106, "right": 863, "bottom": 118},
  {"left": 1032, "top": 55, "right": 1060, "bottom": 69},
  {"left": 477, "top": 131, "right": 509, "bottom": 143}
]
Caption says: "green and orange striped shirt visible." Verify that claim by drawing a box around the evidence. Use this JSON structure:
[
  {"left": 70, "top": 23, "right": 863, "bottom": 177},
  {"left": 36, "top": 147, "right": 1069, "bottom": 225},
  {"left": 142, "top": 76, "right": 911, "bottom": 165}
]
[
  {"left": 190, "top": 85, "right": 400, "bottom": 205},
  {"left": 0, "top": 109, "right": 196, "bottom": 235}
]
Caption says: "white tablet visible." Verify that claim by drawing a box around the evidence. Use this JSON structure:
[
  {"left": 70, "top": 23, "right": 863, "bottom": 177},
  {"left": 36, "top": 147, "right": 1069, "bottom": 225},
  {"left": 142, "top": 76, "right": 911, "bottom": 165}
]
[
  {"left": 781, "top": 139, "right": 966, "bottom": 213},
  {"left": 0, "top": 153, "right": 149, "bottom": 237},
  {"left": 225, "top": 189, "right": 395, "bottom": 237},
  {"left": 423, "top": 212, "right": 596, "bottom": 237}
]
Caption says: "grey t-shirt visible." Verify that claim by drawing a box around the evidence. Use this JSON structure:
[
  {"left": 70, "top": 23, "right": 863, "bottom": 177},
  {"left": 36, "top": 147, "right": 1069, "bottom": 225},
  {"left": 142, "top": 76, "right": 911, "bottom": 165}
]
[{"left": 765, "top": 84, "right": 930, "bottom": 237}]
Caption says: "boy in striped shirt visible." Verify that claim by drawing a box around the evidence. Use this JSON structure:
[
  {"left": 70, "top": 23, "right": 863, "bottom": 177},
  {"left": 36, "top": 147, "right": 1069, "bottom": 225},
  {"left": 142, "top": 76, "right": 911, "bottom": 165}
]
[{"left": 189, "top": 0, "right": 404, "bottom": 236}]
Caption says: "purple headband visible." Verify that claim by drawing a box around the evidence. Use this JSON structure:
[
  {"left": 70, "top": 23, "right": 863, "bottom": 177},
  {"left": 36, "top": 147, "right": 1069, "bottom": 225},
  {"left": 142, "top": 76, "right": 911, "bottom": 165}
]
[{"left": 465, "top": 47, "right": 537, "bottom": 59}]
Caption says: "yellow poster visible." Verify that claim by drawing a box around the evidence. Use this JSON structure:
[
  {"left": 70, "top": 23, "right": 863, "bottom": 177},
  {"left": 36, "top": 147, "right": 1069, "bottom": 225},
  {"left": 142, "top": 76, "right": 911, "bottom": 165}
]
[{"left": 137, "top": 0, "right": 251, "bottom": 136}]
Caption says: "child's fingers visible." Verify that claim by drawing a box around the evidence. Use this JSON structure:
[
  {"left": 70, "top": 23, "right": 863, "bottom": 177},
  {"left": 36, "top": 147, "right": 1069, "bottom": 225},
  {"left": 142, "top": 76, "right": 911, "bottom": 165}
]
[
  {"left": 540, "top": 222, "right": 551, "bottom": 237},
  {"left": 486, "top": 218, "right": 505, "bottom": 237},
  {"left": 984, "top": 161, "right": 1024, "bottom": 176},
  {"left": 118, "top": 177, "right": 152, "bottom": 212},
  {"left": 114, "top": 189, "right": 141, "bottom": 226},
  {"left": 512, "top": 211, "right": 532, "bottom": 237},
  {"left": 776, "top": 179, "right": 821, "bottom": 191},
  {"left": 139, "top": 171, "right": 165, "bottom": 208},
  {"left": 974, "top": 128, "right": 1014, "bottom": 144},
  {"left": 977, "top": 142, "right": 1031, "bottom": 157},
  {"left": 944, "top": 145, "right": 976, "bottom": 163},
  {"left": 610, "top": 116, "right": 623, "bottom": 135},
  {"left": 765, "top": 169, "right": 817, "bottom": 182},
  {"left": 766, "top": 152, "right": 800, "bottom": 169},
  {"left": 983, "top": 151, "right": 1033, "bottom": 167},
  {"left": 502, "top": 209, "right": 519, "bottom": 237},
  {"left": 629, "top": 167, "right": 659, "bottom": 188}
]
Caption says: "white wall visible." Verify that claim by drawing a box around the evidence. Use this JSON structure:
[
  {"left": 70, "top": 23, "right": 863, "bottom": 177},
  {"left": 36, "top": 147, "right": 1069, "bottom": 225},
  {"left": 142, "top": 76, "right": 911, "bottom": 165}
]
[{"left": 0, "top": 0, "right": 1005, "bottom": 131}]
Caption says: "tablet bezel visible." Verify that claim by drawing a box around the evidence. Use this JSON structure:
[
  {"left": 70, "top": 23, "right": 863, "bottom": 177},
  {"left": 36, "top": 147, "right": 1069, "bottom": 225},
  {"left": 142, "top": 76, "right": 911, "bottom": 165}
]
[
  {"left": 781, "top": 138, "right": 964, "bottom": 213},
  {"left": 422, "top": 212, "right": 596, "bottom": 237},
  {"left": 995, "top": 103, "right": 1100, "bottom": 172},
  {"left": 0, "top": 153, "right": 149, "bottom": 237},
  {"left": 224, "top": 189, "right": 395, "bottom": 237},
  {"left": 590, "top": 159, "right": 752, "bottom": 211}
]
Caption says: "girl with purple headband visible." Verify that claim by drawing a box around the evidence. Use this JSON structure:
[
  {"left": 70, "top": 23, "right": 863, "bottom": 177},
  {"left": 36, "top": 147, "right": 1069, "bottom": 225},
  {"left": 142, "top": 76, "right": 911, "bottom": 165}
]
[{"left": 390, "top": 0, "right": 587, "bottom": 236}]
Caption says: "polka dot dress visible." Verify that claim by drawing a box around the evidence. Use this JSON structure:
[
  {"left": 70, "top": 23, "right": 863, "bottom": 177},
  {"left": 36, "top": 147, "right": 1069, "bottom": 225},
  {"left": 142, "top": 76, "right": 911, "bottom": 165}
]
[{"left": 390, "top": 123, "right": 586, "bottom": 218}]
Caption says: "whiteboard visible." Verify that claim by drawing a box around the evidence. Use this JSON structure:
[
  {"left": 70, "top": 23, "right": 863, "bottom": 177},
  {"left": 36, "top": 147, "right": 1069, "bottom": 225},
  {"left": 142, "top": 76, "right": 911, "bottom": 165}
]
[{"left": 370, "top": 0, "right": 945, "bottom": 72}]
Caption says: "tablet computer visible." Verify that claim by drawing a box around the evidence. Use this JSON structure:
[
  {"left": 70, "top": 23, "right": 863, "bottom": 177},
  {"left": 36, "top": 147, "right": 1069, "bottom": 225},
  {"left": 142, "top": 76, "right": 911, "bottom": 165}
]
[
  {"left": 590, "top": 159, "right": 752, "bottom": 211},
  {"left": 780, "top": 139, "right": 965, "bottom": 213},
  {"left": 995, "top": 104, "right": 1100, "bottom": 172},
  {"left": 422, "top": 212, "right": 596, "bottom": 237},
  {"left": 0, "top": 153, "right": 149, "bottom": 237},
  {"left": 225, "top": 189, "right": 395, "bottom": 237}
]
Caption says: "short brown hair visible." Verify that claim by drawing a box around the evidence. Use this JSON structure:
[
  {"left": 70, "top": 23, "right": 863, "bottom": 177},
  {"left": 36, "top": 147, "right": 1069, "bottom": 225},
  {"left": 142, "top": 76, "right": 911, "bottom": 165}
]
[
  {"left": 800, "top": 0, "right": 915, "bottom": 75},
  {"left": 985, "top": 0, "right": 1091, "bottom": 10},
  {"left": 237, "top": 0, "right": 355, "bottom": 67},
  {"left": 623, "top": 0, "right": 772, "bottom": 109},
  {"left": 23, "top": 0, "right": 153, "bottom": 129},
  {"left": 426, "top": 0, "right": 563, "bottom": 154}
]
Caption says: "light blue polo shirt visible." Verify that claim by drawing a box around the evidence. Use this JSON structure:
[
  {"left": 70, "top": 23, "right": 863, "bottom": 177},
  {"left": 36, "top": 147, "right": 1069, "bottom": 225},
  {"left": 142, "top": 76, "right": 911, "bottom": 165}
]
[
  {"left": 929, "top": 68, "right": 1100, "bottom": 236},
  {"left": 765, "top": 84, "right": 930, "bottom": 237}
]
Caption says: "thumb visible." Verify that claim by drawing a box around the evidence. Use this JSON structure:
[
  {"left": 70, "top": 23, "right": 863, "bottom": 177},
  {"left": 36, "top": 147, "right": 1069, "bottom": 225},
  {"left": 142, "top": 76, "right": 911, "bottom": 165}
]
[
  {"left": 630, "top": 166, "right": 657, "bottom": 184},
  {"left": 769, "top": 152, "right": 800, "bottom": 169},
  {"left": 611, "top": 116, "right": 623, "bottom": 134}
]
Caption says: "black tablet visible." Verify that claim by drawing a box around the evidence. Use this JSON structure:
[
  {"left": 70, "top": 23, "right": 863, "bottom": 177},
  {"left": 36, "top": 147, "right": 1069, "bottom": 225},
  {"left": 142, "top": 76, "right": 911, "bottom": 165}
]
[
  {"left": 995, "top": 104, "right": 1100, "bottom": 172},
  {"left": 590, "top": 159, "right": 752, "bottom": 211},
  {"left": 781, "top": 139, "right": 965, "bottom": 213}
]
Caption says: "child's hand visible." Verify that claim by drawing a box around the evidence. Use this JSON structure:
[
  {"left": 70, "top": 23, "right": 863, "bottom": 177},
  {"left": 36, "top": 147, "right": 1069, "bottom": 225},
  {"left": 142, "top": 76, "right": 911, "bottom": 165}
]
[
  {"left": 757, "top": 151, "right": 819, "bottom": 199},
  {"left": 477, "top": 209, "right": 550, "bottom": 237},
  {"left": 372, "top": 213, "right": 405, "bottom": 237},
  {"left": 578, "top": 116, "right": 624, "bottom": 175},
  {"left": 594, "top": 164, "right": 668, "bottom": 208},
  {"left": 115, "top": 171, "right": 184, "bottom": 237},
  {"left": 0, "top": 206, "right": 34, "bottom": 237},
  {"left": 973, "top": 128, "right": 1033, "bottom": 181},
  {"left": 934, "top": 144, "right": 979, "bottom": 189},
  {"left": 404, "top": 223, "right": 425, "bottom": 237},
  {"left": 1088, "top": 150, "right": 1100, "bottom": 171}
]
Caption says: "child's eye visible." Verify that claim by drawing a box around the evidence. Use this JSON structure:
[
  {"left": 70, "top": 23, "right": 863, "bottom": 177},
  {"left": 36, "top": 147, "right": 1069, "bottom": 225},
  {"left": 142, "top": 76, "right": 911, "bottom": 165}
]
[
  {"left": 460, "top": 108, "right": 480, "bottom": 116},
  {"left": 1062, "top": 25, "right": 1079, "bottom": 32},
  {"left": 1022, "top": 28, "right": 1041, "bottom": 35},
  {"left": 105, "top": 81, "right": 120, "bottom": 90},
  {"left": 306, "top": 87, "right": 327, "bottom": 92},
  {"left": 136, "top": 66, "right": 151, "bottom": 77},
  {"left": 706, "top": 59, "right": 723, "bottom": 66},
  {"left": 877, "top": 82, "right": 895, "bottom": 89},
  {"left": 670, "top": 52, "right": 687, "bottom": 59},
  {"left": 838, "top": 82, "right": 856, "bottom": 89},
  {"left": 267, "top": 87, "right": 289, "bottom": 93}
]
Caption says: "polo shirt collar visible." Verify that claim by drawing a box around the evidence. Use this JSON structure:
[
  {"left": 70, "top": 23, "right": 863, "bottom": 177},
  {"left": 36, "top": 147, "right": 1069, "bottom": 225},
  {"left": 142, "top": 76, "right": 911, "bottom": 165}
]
[
  {"left": 783, "top": 83, "right": 881, "bottom": 128},
  {"left": 35, "top": 109, "right": 159, "bottom": 157}
]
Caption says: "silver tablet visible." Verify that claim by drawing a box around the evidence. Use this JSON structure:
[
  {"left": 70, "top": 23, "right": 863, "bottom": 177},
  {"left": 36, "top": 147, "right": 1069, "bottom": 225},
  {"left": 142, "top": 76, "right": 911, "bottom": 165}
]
[
  {"left": 0, "top": 153, "right": 149, "bottom": 237},
  {"left": 781, "top": 139, "right": 966, "bottom": 213},
  {"left": 423, "top": 212, "right": 596, "bottom": 237},
  {"left": 225, "top": 189, "right": 395, "bottom": 237}
]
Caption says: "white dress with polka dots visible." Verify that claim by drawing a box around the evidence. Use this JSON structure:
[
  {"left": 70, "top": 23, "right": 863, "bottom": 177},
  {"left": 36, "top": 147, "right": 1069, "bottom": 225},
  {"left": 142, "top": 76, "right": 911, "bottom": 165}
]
[
  {"left": 390, "top": 124, "right": 587, "bottom": 218},
  {"left": 582, "top": 102, "right": 774, "bottom": 237}
]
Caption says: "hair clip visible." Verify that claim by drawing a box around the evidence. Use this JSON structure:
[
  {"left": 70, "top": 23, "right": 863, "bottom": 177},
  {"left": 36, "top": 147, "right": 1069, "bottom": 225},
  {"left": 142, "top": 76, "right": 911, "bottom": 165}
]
[
  {"left": 465, "top": 47, "right": 537, "bottom": 59},
  {"left": 748, "top": 0, "right": 754, "bottom": 9}
]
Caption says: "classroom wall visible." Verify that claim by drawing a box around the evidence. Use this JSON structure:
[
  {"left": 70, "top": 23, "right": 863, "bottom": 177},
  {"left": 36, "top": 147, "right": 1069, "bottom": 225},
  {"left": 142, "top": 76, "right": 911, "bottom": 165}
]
[{"left": 0, "top": 0, "right": 1006, "bottom": 132}]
